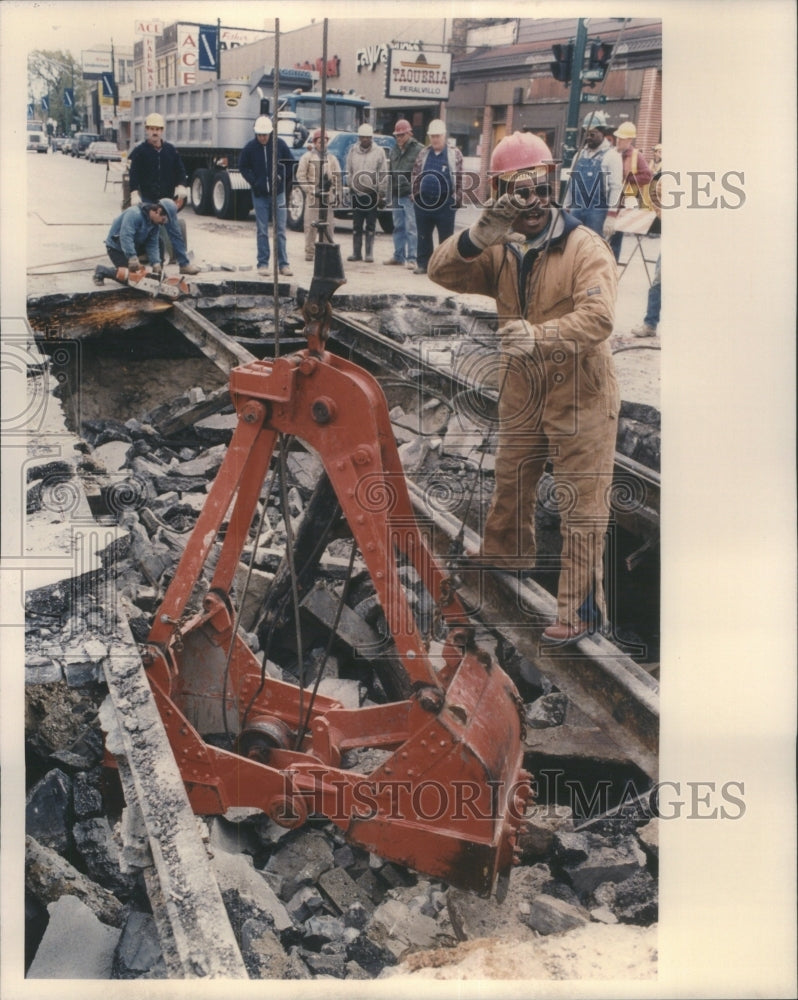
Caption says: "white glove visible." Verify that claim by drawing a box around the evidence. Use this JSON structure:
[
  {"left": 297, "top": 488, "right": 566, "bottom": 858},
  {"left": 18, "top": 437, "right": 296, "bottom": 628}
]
[
  {"left": 127, "top": 256, "right": 143, "bottom": 271},
  {"left": 499, "top": 318, "right": 536, "bottom": 352},
  {"left": 130, "top": 190, "right": 141, "bottom": 206},
  {"left": 602, "top": 215, "right": 617, "bottom": 238},
  {"left": 174, "top": 185, "right": 189, "bottom": 201},
  {"left": 468, "top": 193, "right": 526, "bottom": 250}
]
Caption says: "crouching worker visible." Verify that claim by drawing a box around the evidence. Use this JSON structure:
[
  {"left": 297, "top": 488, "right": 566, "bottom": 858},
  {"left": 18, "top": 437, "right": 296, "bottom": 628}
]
[
  {"left": 94, "top": 201, "right": 167, "bottom": 283},
  {"left": 428, "top": 132, "right": 620, "bottom": 646}
]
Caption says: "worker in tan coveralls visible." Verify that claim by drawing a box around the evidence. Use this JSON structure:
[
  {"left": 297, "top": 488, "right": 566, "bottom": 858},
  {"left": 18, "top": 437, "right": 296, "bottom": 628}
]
[
  {"left": 295, "top": 129, "right": 343, "bottom": 261},
  {"left": 428, "top": 131, "right": 619, "bottom": 645}
]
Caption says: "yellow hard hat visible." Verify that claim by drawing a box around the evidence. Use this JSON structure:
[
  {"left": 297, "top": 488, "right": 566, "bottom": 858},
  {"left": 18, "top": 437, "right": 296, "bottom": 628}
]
[
  {"left": 145, "top": 113, "right": 165, "bottom": 128},
  {"left": 614, "top": 121, "right": 637, "bottom": 139}
]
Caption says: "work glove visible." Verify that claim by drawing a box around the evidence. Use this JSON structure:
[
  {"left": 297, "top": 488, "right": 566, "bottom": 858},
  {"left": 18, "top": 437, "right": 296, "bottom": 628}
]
[
  {"left": 127, "top": 256, "right": 143, "bottom": 271},
  {"left": 173, "top": 185, "right": 189, "bottom": 206},
  {"left": 130, "top": 190, "right": 141, "bottom": 207},
  {"left": 602, "top": 214, "right": 617, "bottom": 239},
  {"left": 468, "top": 193, "right": 526, "bottom": 250},
  {"left": 499, "top": 318, "right": 537, "bottom": 353}
]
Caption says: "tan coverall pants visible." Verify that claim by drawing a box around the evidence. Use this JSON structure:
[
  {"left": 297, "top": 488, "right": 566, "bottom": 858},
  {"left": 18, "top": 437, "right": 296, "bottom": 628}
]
[{"left": 483, "top": 342, "right": 620, "bottom": 628}]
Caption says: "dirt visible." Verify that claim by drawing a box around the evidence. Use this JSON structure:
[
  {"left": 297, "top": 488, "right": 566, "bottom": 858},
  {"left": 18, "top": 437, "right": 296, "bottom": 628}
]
[{"left": 385, "top": 923, "right": 658, "bottom": 980}]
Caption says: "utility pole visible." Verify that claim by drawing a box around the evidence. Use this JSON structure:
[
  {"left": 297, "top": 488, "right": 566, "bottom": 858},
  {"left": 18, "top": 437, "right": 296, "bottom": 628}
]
[{"left": 110, "top": 38, "right": 118, "bottom": 116}]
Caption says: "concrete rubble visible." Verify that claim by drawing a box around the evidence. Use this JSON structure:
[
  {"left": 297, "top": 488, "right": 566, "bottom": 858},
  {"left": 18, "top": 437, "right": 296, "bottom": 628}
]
[{"left": 22, "top": 331, "right": 659, "bottom": 980}]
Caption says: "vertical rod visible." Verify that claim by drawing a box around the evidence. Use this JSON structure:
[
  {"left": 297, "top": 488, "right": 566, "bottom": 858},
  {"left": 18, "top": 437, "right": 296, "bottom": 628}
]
[
  {"left": 317, "top": 19, "right": 329, "bottom": 237},
  {"left": 272, "top": 20, "right": 281, "bottom": 355}
]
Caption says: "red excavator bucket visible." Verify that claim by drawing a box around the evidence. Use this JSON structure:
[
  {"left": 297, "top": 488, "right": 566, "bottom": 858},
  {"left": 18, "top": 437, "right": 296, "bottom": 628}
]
[{"left": 135, "top": 259, "right": 531, "bottom": 897}]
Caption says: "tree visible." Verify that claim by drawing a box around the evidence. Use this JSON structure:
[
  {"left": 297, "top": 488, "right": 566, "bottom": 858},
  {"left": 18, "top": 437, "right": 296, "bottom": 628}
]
[{"left": 27, "top": 50, "right": 88, "bottom": 133}]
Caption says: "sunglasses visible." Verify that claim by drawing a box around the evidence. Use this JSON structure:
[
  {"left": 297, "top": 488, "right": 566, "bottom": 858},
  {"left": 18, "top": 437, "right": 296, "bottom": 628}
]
[{"left": 498, "top": 181, "right": 552, "bottom": 203}]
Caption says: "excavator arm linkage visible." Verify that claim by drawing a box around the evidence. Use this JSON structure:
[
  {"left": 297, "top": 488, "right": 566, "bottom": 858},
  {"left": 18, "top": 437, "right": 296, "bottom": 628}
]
[{"left": 135, "top": 245, "right": 532, "bottom": 897}]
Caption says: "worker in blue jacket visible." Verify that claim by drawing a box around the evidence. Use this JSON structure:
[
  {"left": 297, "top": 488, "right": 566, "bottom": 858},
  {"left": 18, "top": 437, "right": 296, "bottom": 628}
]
[
  {"left": 94, "top": 202, "right": 167, "bottom": 283},
  {"left": 238, "top": 115, "right": 295, "bottom": 276}
]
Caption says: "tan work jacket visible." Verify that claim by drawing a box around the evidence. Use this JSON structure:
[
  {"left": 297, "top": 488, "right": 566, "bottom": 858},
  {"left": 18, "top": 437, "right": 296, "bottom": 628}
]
[{"left": 296, "top": 149, "right": 342, "bottom": 208}]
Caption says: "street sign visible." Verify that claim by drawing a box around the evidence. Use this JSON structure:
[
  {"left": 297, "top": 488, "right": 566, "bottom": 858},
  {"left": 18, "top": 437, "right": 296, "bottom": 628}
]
[
  {"left": 581, "top": 93, "right": 608, "bottom": 103},
  {"left": 64, "top": 88, "right": 74, "bottom": 108},
  {"left": 581, "top": 69, "right": 606, "bottom": 82},
  {"left": 101, "top": 73, "right": 115, "bottom": 98}
]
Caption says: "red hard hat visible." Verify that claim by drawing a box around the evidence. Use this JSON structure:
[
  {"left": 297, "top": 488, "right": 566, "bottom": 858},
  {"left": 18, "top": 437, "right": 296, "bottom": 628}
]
[
  {"left": 311, "top": 129, "right": 328, "bottom": 142},
  {"left": 488, "top": 131, "right": 555, "bottom": 178}
]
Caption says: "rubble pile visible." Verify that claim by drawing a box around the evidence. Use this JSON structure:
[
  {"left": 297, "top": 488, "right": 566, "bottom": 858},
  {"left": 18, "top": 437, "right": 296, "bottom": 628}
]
[{"left": 23, "top": 389, "right": 658, "bottom": 980}]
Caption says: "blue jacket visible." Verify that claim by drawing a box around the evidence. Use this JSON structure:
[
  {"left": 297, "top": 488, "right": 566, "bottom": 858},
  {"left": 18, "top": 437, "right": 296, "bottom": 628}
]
[
  {"left": 105, "top": 205, "right": 162, "bottom": 262},
  {"left": 238, "top": 135, "right": 294, "bottom": 199}
]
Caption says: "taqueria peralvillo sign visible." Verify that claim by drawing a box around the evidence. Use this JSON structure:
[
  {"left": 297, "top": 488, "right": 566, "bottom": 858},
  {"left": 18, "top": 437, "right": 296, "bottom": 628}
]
[{"left": 385, "top": 49, "right": 452, "bottom": 101}]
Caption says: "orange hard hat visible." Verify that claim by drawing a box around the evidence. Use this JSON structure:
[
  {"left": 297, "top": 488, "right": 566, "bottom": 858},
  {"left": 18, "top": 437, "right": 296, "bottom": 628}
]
[{"left": 488, "top": 131, "right": 555, "bottom": 180}]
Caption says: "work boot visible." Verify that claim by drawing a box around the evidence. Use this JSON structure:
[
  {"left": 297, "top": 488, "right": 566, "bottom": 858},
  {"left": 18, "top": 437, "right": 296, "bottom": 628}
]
[
  {"left": 364, "top": 233, "right": 374, "bottom": 263},
  {"left": 541, "top": 621, "right": 590, "bottom": 645},
  {"left": 631, "top": 323, "right": 657, "bottom": 337},
  {"left": 180, "top": 263, "right": 201, "bottom": 275},
  {"left": 347, "top": 233, "right": 362, "bottom": 261},
  {"left": 384, "top": 257, "right": 403, "bottom": 265},
  {"left": 92, "top": 266, "right": 105, "bottom": 286}
]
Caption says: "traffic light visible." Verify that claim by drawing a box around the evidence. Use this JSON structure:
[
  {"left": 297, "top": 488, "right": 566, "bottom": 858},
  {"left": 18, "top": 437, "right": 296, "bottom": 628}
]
[
  {"left": 588, "top": 41, "right": 614, "bottom": 79},
  {"left": 550, "top": 43, "right": 574, "bottom": 85}
]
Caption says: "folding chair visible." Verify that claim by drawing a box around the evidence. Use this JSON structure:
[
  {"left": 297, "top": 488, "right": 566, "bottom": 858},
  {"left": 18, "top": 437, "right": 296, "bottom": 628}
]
[{"left": 614, "top": 208, "right": 659, "bottom": 285}]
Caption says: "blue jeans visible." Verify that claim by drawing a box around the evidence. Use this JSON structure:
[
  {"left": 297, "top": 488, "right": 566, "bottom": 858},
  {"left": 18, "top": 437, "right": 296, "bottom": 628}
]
[
  {"left": 414, "top": 203, "right": 456, "bottom": 271},
  {"left": 159, "top": 198, "right": 190, "bottom": 267},
  {"left": 644, "top": 254, "right": 661, "bottom": 328},
  {"left": 252, "top": 192, "right": 288, "bottom": 268},
  {"left": 392, "top": 194, "right": 417, "bottom": 263},
  {"left": 568, "top": 206, "right": 607, "bottom": 238}
]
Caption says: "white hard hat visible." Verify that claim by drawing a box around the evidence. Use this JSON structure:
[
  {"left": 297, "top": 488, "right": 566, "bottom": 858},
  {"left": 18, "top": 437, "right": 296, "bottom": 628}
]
[
  {"left": 145, "top": 113, "right": 165, "bottom": 128},
  {"left": 254, "top": 115, "right": 274, "bottom": 135},
  {"left": 427, "top": 119, "right": 446, "bottom": 136},
  {"left": 582, "top": 110, "right": 609, "bottom": 130},
  {"left": 357, "top": 123, "right": 374, "bottom": 137}
]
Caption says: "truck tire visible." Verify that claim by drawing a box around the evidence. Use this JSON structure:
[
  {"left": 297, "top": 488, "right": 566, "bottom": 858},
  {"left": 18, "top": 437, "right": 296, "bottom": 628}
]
[
  {"left": 191, "top": 168, "right": 213, "bottom": 215},
  {"left": 378, "top": 211, "right": 394, "bottom": 234},
  {"left": 287, "top": 187, "right": 305, "bottom": 231},
  {"left": 211, "top": 170, "right": 234, "bottom": 219}
]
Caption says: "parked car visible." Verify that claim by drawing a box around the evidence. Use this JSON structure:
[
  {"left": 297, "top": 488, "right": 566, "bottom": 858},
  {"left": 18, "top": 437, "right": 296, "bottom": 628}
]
[
  {"left": 72, "top": 132, "right": 101, "bottom": 157},
  {"left": 52, "top": 136, "right": 66, "bottom": 152},
  {"left": 61, "top": 137, "right": 73, "bottom": 154},
  {"left": 27, "top": 131, "right": 48, "bottom": 154},
  {"left": 88, "top": 141, "right": 121, "bottom": 163},
  {"left": 286, "top": 131, "right": 395, "bottom": 233}
]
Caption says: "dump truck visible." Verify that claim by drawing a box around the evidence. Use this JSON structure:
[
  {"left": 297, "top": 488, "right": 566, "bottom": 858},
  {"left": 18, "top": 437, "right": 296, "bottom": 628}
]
[{"left": 129, "top": 67, "right": 372, "bottom": 220}]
